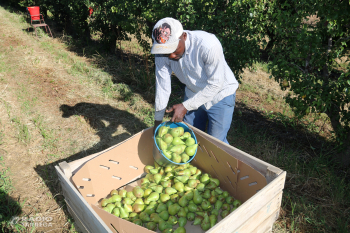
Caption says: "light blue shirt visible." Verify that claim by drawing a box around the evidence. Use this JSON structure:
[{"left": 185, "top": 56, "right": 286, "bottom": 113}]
[{"left": 154, "top": 30, "right": 239, "bottom": 121}]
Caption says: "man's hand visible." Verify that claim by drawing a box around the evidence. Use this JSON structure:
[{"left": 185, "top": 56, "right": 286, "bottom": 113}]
[
  {"left": 166, "top": 103, "right": 187, "bottom": 123},
  {"left": 153, "top": 120, "right": 162, "bottom": 135}
]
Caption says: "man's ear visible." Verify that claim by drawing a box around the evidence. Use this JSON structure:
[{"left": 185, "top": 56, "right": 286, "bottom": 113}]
[{"left": 183, "top": 32, "right": 187, "bottom": 41}]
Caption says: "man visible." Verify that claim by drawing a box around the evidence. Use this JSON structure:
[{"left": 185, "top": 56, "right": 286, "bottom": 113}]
[{"left": 151, "top": 17, "right": 239, "bottom": 144}]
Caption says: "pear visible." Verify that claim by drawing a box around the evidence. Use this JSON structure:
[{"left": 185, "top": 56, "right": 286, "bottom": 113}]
[
  {"left": 102, "top": 207, "right": 110, "bottom": 213},
  {"left": 139, "top": 211, "right": 150, "bottom": 222},
  {"left": 115, "top": 201, "right": 122, "bottom": 208},
  {"left": 176, "top": 169, "right": 191, "bottom": 177},
  {"left": 188, "top": 203, "right": 201, "bottom": 212},
  {"left": 157, "top": 138, "right": 168, "bottom": 151},
  {"left": 146, "top": 221, "right": 157, "bottom": 231},
  {"left": 206, "top": 181, "right": 217, "bottom": 190},
  {"left": 233, "top": 199, "right": 242, "bottom": 207},
  {"left": 153, "top": 173, "right": 162, "bottom": 184},
  {"left": 132, "top": 204, "right": 145, "bottom": 213},
  {"left": 163, "top": 133, "right": 174, "bottom": 144},
  {"left": 177, "top": 207, "right": 187, "bottom": 218},
  {"left": 170, "top": 145, "right": 186, "bottom": 154},
  {"left": 185, "top": 144, "right": 198, "bottom": 156},
  {"left": 189, "top": 166, "right": 197, "bottom": 175},
  {"left": 160, "top": 193, "right": 170, "bottom": 203},
  {"left": 185, "top": 137, "right": 195, "bottom": 146},
  {"left": 178, "top": 196, "right": 188, "bottom": 207},
  {"left": 221, "top": 209, "right": 230, "bottom": 219},
  {"left": 193, "top": 215, "right": 203, "bottom": 225},
  {"left": 150, "top": 213, "right": 162, "bottom": 223},
  {"left": 129, "top": 212, "right": 139, "bottom": 221},
  {"left": 110, "top": 189, "right": 118, "bottom": 195},
  {"left": 162, "top": 180, "right": 172, "bottom": 188},
  {"left": 144, "top": 188, "right": 153, "bottom": 198},
  {"left": 159, "top": 210, "right": 169, "bottom": 221},
  {"left": 163, "top": 150, "right": 172, "bottom": 160},
  {"left": 170, "top": 194, "right": 179, "bottom": 203},
  {"left": 201, "top": 217, "right": 211, "bottom": 231},
  {"left": 172, "top": 137, "right": 185, "bottom": 145},
  {"left": 210, "top": 178, "right": 220, "bottom": 187},
  {"left": 214, "top": 187, "right": 223, "bottom": 194},
  {"left": 201, "top": 200, "right": 212, "bottom": 210},
  {"left": 174, "top": 182, "right": 184, "bottom": 192},
  {"left": 124, "top": 204, "right": 133, "bottom": 213},
  {"left": 122, "top": 198, "right": 133, "bottom": 205},
  {"left": 144, "top": 165, "right": 154, "bottom": 174},
  {"left": 126, "top": 191, "right": 137, "bottom": 201},
  {"left": 156, "top": 203, "right": 168, "bottom": 213},
  {"left": 159, "top": 220, "right": 172, "bottom": 231},
  {"left": 222, "top": 191, "right": 229, "bottom": 198},
  {"left": 119, "top": 207, "right": 129, "bottom": 219},
  {"left": 171, "top": 153, "right": 182, "bottom": 163},
  {"left": 105, "top": 203, "right": 115, "bottom": 213},
  {"left": 184, "top": 191, "right": 194, "bottom": 200},
  {"left": 166, "top": 200, "right": 174, "bottom": 208},
  {"left": 187, "top": 212, "right": 195, "bottom": 221},
  {"left": 196, "top": 183, "right": 206, "bottom": 192},
  {"left": 181, "top": 153, "right": 190, "bottom": 163},
  {"left": 180, "top": 132, "right": 191, "bottom": 140},
  {"left": 133, "top": 186, "right": 144, "bottom": 198},
  {"left": 100, "top": 199, "right": 109, "bottom": 207},
  {"left": 112, "top": 208, "right": 120, "bottom": 217},
  {"left": 211, "top": 209, "right": 219, "bottom": 216},
  {"left": 178, "top": 217, "right": 187, "bottom": 227},
  {"left": 134, "top": 198, "right": 144, "bottom": 205},
  {"left": 203, "top": 189, "right": 211, "bottom": 199},
  {"left": 157, "top": 126, "right": 169, "bottom": 137},
  {"left": 165, "top": 187, "right": 177, "bottom": 195},
  {"left": 168, "top": 203, "right": 181, "bottom": 216},
  {"left": 118, "top": 189, "right": 127, "bottom": 198},
  {"left": 217, "top": 194, "right": 226, "bottom": 202},
  {"left": 153, "top": 185, "right": 164, "bottom": 193},
  {"left": 208, "top": 195, "right": 217, "bottom": 205},
  {"left": 178, "top": 127, "right": 185, "bottom": 136},
  {"left": 132, "top": 219, "right": 143, "bottom": 226},
  {"left": 170, "top": 127, "right": 181, "bottom": 137},
  {"left": 174, "top": 175, "right": 189, "bottom": 184},
  {"left": 146, "top": 192, "right": 160, "bottom": 202},
  {"left": 164, "top": 165, "right": 174, "bottom": 173},
  {"left": 144, "top": 205, "right": 156, "bottom": 215},
  {"left": 193, "top": 189, "right": 203, "bottom": 205},
  {"left": 150, "top": 168, "right": 160, "bottom": 174},
  {"left": 214, "top": 200, "right": 223, "bottom": 210},
  {"left": 200, "top": 173, "right": 211, "bottom": 184},
  {"left": 187, "top": 179, "right": 199, "bottom": 188},
  {"left": 167, "top": 215, "right": 178, "bottom": 225}
]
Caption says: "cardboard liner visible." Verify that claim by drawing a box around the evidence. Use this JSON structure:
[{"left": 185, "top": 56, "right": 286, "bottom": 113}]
[{"left": 72, "top": 127, "right": 267, "bottom": 233}]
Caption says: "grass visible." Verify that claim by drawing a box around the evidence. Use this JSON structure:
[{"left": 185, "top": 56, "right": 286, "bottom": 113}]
[{"left": 0, "top": 4, "right": 348, "bottom": 233}]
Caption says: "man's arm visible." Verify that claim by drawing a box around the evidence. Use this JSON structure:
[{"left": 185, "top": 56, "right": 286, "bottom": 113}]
[{"left": 153, "top": 55, "right": 172, "bottom": 134}]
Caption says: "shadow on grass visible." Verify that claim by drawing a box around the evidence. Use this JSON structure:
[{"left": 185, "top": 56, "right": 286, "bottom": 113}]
[{"left": 33, "top": 102, "right": 149, "bottom": 228}]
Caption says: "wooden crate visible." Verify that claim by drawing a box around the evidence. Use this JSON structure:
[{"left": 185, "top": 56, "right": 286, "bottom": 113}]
[{"left": 55, "top": 126, "right": 286, "bottom": 233}]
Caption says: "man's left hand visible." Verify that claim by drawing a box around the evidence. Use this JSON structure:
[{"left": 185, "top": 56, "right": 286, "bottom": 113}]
[{"left": 166, "top": 103, "right": 187, "bottom": 123}]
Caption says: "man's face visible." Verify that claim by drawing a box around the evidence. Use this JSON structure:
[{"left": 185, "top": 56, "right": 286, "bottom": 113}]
[{"left": 167, "top": 33, "right": 187, "bottom": 61}]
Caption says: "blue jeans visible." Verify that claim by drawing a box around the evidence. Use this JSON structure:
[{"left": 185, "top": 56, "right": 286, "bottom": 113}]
[{"left": 183, "top": 93, "right": 236, "bottom": 144}]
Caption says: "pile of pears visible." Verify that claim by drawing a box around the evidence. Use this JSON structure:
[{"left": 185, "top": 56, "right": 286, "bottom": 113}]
[
  {"left": 155, "top": 125, "right": 198, "bottom": 164},
  {"left": 100, "top": 162, "right": 242, "bottom": 233}
]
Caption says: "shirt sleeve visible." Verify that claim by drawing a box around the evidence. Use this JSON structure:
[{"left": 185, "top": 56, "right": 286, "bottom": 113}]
[
  {"left": 182, "top": 42, "right": 225, "bottom": 111},
  {"left": 154, "top": 55, "right": 172, "bottom": 121}
]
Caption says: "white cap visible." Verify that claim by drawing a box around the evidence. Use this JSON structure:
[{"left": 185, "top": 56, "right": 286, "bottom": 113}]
[{"left": 151, "top": 17, "right": 183, "bottom": 54}]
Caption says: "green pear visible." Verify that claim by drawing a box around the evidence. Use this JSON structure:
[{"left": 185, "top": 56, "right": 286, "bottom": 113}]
[
  {"left": 159, "top": 210, "right": 169, "bottom": 221},
  {"left": 105, "top": 203, "right": 115, "bottom": 213},
  {"left": 214, "top": 200, "right": 223, "bottom": 210},
  {"left": 201, "top": 200, "right": 212, "bottom": 210},
  {"left": 163, "top": 133, "right": 174, "bottom": 144},
  {"left": 156, "top": 203, "right": 168, "bottom": 213},
  {"left": 221, "top": 209, "right": 230, "bottom": 218},
  {"left": 157, "top": 138, "right": 168, "bottom": 151},
  {"left": 146, "top": 192, "right": 160, "bottom": 202},
  {"left": 178, "top": 196, "right": 188, "bottom": 207},
  {"left": 119, "top": 207, "right": 129, "bottom": 219},
  {"left": 200, "top": 173, "right": 211, "bottom": 184},
  {"left": 118, "top": 189, "right": 127, "bottom": 198},
  {"left": 188, "top": 203, "right": 201, "bottom": 212},
  {"left": 144, "top": 205, "right": 156, "bottom": 215},
  {"left": 208, "top": 195, "right": 217, "bottom": 205},
  {"left": 167, "top": 215, "right": 178, "bottom": 225},
  {"left": 129, "top": 212, "right": 139, "bottom": 221},
  {"left": 196, "top": 183, "right": 206, "bottom": 192},
  {"left": 134, "top": 198, "right": 144, "bottom": 205},
  {"left": 170, "top": 127, "right": 181, "bottom": 137},
  {"left": 144, "top": 165, "right": 154, "bottom": 174},
  {"left": 163, "top": 150, "right": 172, "bottom": 159},
  {"left": 150, "top": 213, "right": 162, "bottom": 223},
  {"left": 157, "top": 126, "right": 169, "bottom": 137},
  {"left": 203, "top": 189, "right": 211, "bottom": 199},
  {"left": 217, "top": 194, "right": 226, "bottom": 202},
  {"left": 181, "top": 153, "right": 190, "bottom": 163},
  {"left": 166, "top": 200, "right": 174, "bottom": 208},
  {"left": 172, "top": 137, "right": 185, "bottom": 145},
  {"left": 122, "top": 197, "right": 133, "bottom": 205},
  {"left": 124, "top": 204, "right": 133, "bottom": 213},
  {"left": 222, "top": 191, "right": 229, "bottom": 198},
  {"left": 184, "top": 191, "right": 194, "bottom": 200},
  {"left": 185, "top": 137, "right": 195, "bottom": 146},
  {"left": 133, "top": 186, "right": 144, "bottom": 198},
  {"left": 100, "top": 198, "right": 110, "bottom": 207},
  {"left": 146, "top": 221, "right": 157, "bottom": 231},
  {"left": 211, "top": 209, "right": 219, "bottom": 216},
  {"left": 177, "top": 207, "right": 187, "bottom": 218},
  {"left": 139, "top": 211, "right": 150, "bottom": 222},
  {"left": 187, "top": 179, "right": 199, "bottom": 188},
  {"left": 210, "top": 178, "right": 220, "bottom": 187},
  {"left": 171, "top": 153, "right": 182, "bottom": 163},
  {"left": 132, "top": 219, "right": 143, "bottom": 226},
  {"left": 168, "top": 203, "right": 181, "bottom": 216},
  {"left": 201, "top": 217, "right": 211, "bottom": 231},
  {"left": 153, "top": 185, "right": 164, "bottom": 193},
  {"left": 165, "top": 187, "right": 177, "bottom": 195},
  {"left": 144, "top": 188, "right": 153, "bottom": 198},
  {"left": 164, "top": 165, "right": 174, "bottom": 173},
  {"left": 126, "top": 191, "right": 137, "bottom": 201},
  {"left": 206, "top": 181, "right": 217, "bottom": 190},
  {"left": 193, "top": 189, "right": 203, "bottom": 205},
  {"left": 159, "top": 220, "right": 172, "bottom": 231},
  {"left": 180, "top": 132, "right": 191, "bottom": 140},
  {"left": 110, "top": 189, "right": 118, "bottom": 195},
  {"left": 178, "top": 127, "right": 184, "bottom": 136},
  {"left": 214, "top": 187, "right": 223, "bottom": 194},
  {"left": 176, "top": 169, "right": 191, "bottom": 177},
  {"left": 112, "top": 208, "right": 120, "bottom": 217},
  {"left": 162, "top": 180, "right": 172, "bottom": 188},
  {"left": 174, "top": 182, "right": 184, "bottom": 192},
  {"left": 187, "top": 212, "right": 195, "bottom": 221},
  {"left": 160, "top": 193, "right": 170, "bottom": 203},
  {"left": 193, "top": 215, "right": 203, "bottom": 225},
  {"left": 170, "top": 145, "right": 186, "bottom": 154},
  {"left": 233, "top": 199, "right": 242, "bottom": 207},
  {"left": 153, "top": 174, "right": 162, "bottom": 184},
  {"left": 185, "top": 144, "right": 198, "bottom": 156},
  {"left": 170, "top": 194, "right": 179, "bottom": 203},
  {"left": 184, "top": 185, "right": 193, "bottom": 192},
  {"left": 178, "top": 217, "right": 187, "bottom": 227},
  {"left": 114, "top": 201, "right": 122, "bottom": 208},
  {"left": 175, "top": 175, "right": 189, "bottom": 184},
  {"left": 132, "top": 204, "right": 145, "bottom": 213}
]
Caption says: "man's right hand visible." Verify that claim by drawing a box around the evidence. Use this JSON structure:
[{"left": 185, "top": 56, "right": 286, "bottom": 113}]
[{"left": 153, "top": 120, "right": 163, "bottom": 135}]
